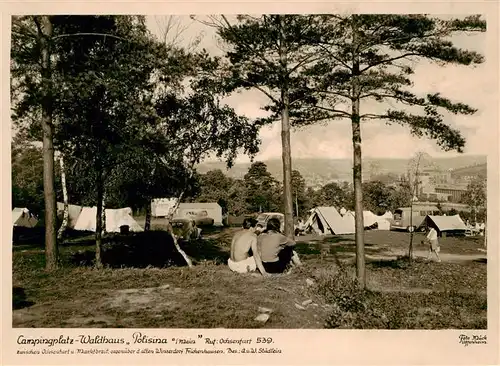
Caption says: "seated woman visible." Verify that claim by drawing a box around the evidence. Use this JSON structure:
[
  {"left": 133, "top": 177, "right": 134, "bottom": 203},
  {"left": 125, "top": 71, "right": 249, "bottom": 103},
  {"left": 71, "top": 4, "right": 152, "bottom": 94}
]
[{"left": 257, "top": 218, "right": 302, "bottom": 274}]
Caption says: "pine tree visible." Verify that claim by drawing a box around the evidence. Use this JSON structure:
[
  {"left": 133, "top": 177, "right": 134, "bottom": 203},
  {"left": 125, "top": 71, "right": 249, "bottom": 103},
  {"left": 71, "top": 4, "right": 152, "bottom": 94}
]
[{"left": 304, "top": 14, "right": 485, "bottom": 287}]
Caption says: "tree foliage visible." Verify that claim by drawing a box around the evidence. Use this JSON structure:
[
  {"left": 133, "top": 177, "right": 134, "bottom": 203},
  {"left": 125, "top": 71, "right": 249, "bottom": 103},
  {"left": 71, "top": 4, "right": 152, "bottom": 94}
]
[
  {"left": 243, "top": 161, "right": 281, "bottom": 213},
  {"left": 302, "top": 14, "right": 485, "bottom": 148},
  {"left": 313, "top": 182, "right": 352, "bottom": 210},
  {"left": 11, "top": 15, "right": 262, "bottom": 268},
  {"left": 194, "top": 169, "right": 233, "bottom": 213},
  {"left": 462, "top": 176, "right": 486, "bottom": 222}
]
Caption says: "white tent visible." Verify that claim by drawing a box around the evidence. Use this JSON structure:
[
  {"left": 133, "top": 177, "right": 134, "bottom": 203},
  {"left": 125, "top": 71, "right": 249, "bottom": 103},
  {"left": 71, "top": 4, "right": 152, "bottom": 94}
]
[
  {"left": 381, "top": 211, "right": 393, "bottom": 219},
  {"left": 364, "top": 211, "right": 392, "bottom": 230},
  {"left": 343, "top": 210, "right": 391, "bottom": 230},
  {"left": 12, "top": 208, "right": 38, "bottom": 228},
  {"left": 305, "top": 207, "right": 355, "bottom": 235},
  {"left": 57, "top": 202, "right": 83, "bottom": 229},
  {"left": 73, "top": 207, "right": 143, "bottom": 233},
  {"left": 425, "top": 214, "right": 467, "bottom": 235}
]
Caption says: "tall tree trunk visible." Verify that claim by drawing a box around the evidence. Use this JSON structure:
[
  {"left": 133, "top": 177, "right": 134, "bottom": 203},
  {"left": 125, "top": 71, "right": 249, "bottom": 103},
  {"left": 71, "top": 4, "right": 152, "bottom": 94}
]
[
  {"left": 38, "top": 16, "right": 58, "bottom": 271},
  {"left": 144, "top": 201, "right": 152, "bottom": 231},
  {"left": 483, "top": 215, "right": 487, "bottom": 248},
  {"left": 408, "top": 200, "right": 414, "bottom": 262},
  {"left": 279, "top": 16, "right": 294, "bottom": 239},
  {"left": 144, "top": 166, "right": 156, "bottom": 232},
  {"left": 57, "top": 154, "right": 69, "bottom": 241},
  {"left": 351, "top": 17, "right": 366, "bottom": 288},
  {"left": 166, "top": 190, "right": 193, "bottom": 267},
  {"left": 295, "top": 192, "right": 299, "bottom": 217},
  {"left": 408, "top": 154, "right": 423, "bottom": 263},
  {"left": 95, "top": 169, "right": 104, "bottom": 269},
  {"left": 281, "top": 96, "right": 294, "bottom": 238},
  {"left": 102, "top": 190, "right": 106, "bottom": 233}
]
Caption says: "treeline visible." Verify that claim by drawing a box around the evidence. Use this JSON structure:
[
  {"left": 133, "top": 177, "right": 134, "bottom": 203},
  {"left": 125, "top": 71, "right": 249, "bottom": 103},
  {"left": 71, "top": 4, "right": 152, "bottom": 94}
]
[
  {"left": 13, "top": 146, "right": 486, "bottom": 224},
  {"left": 191, "top": 162, "right": 413, "bottom": 217}
]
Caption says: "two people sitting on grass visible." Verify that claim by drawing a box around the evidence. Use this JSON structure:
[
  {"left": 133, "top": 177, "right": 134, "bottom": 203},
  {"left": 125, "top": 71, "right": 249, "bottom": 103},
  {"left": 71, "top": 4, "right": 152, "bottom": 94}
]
[
  {"left": 228, "top": 218, "right": 267, "bottom": 276},
  {"left": 228, "top": 217, "right": 302, "bottom": 276}
]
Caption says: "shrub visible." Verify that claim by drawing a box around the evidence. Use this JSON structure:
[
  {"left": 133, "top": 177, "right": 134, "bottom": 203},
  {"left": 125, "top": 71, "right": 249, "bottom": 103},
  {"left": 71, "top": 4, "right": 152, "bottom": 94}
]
[{"left": 314, "top": 266, "right": 487, "bottom": 329}]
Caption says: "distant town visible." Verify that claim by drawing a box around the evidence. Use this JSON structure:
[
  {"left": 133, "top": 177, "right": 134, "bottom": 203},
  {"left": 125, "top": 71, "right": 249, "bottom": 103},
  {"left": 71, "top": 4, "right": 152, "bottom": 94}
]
[{"left": 198, "top": 155, "right": 487, "bottom": 205}]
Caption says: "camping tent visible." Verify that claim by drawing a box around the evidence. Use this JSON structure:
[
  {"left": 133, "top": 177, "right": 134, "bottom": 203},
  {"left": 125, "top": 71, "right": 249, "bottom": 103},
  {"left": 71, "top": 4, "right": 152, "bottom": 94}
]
[
  {"left": 73, "top": 207, "right": 143, "bottom": 233},
  {"left": 12, "top": 208, "right": 38, "bottom": 228},
  {"left": 344, "top": 210, "right": 391, "bottom": 230},
  {"left": 305, "top": 207, "right": 355, "bottom": 235},
  {"left": 175, "top": 202, "right": 223, "bottom": 226},
  {"left": 425, "top": 214, "right": 467, "bottom": 236},
  {"left": 56, "top": 202, "right": 83, "bottom": 229}
]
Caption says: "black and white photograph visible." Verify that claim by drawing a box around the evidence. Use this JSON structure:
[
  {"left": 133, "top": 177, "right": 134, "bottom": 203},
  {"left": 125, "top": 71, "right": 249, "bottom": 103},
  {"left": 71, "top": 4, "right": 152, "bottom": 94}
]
[{"left": 3, "top": 4, "right": 499, "bottom": 365}]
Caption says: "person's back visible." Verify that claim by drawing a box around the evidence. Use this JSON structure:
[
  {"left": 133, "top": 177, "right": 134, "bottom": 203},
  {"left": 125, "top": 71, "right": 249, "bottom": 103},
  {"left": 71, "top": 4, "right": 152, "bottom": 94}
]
[
  {"left": 257, "top": 218, "right": 299, "bottom": 274},
  {"left": 258, "top": 231, "right": 293, "bottom": 263},
  {"left": 231, "top": 229, "right": 257, "bottom": 262},
  {"left": 228, "top": 218, "right": 267, "bottom": 275},
  {"left": 427, "top": 227, "right": 438, "bottom": 241}
]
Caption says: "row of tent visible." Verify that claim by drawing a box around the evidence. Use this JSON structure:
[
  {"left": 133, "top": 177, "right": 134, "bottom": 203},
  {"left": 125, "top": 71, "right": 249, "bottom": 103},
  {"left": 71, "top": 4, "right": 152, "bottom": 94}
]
[
  {"left": 303, "top": 206, "right": 469, "bottom": 236},
  {"left": 12, "top": 204, "right": 143, "bottom": 233},
  {"left": 304, "top": 207, "right": 392, "bottom": 235}
]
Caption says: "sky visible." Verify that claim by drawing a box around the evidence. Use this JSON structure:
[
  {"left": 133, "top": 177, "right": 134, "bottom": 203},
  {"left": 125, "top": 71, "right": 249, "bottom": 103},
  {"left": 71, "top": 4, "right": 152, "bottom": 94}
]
[{"left": 146, "top": 15, "right": 493, "bottom": 163}]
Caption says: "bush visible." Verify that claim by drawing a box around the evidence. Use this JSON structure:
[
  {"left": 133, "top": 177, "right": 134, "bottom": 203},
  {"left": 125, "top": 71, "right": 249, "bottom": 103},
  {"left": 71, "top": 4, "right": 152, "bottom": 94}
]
[{"left": 314, "top": 266, "right": 487, "bottom": 329}]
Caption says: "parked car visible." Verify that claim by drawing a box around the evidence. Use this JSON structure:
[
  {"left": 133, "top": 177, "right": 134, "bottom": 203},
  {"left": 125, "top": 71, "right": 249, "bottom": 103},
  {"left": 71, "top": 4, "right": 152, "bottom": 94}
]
[
  {"left": 388, "top": 206, "right": 440, "bottom": 232},
  {"left": 256, "top": 212, "right": 285, "bottom": 232},
  {"left": 170, "top": 217, "right": 202, "bottom": 241},
  {"left": 183, "top": 210, "right": 214, "bottom": 227}
]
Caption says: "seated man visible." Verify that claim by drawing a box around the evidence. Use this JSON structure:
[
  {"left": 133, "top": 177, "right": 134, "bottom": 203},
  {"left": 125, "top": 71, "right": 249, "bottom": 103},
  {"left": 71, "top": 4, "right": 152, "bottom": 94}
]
[
  {"left": 258, "top": 218, "right": 302, "bottom": 274},
  {"left": 228, "top": 218, "right": 267, "bottom": 275}
]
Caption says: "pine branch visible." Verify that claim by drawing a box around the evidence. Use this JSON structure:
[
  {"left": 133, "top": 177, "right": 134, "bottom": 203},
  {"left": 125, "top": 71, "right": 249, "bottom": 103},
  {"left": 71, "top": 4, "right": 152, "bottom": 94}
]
[
  {"left": 52, "top": 32, "right": 130, "bottom": 42},
  {"left": 360, "top": 52, "right": 420, "bottom": 74},
  {"left": 360, "top": 113, "right": 387, "bottom": 120},
  {"left": 220, "top": 15, "right": 279, "bottom": 73},
  {"left": 311, "top": 104, "right": 352, "bottom": 118},
  {"left": 317, "top": 43, "right": 353, "bottom": 71}
]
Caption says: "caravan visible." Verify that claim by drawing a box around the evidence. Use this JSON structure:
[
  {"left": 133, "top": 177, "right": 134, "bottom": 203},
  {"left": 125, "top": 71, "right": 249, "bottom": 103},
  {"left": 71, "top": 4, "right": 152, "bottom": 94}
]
[{"left": 389, "top": 205, "right": 440, "bottom": 232}]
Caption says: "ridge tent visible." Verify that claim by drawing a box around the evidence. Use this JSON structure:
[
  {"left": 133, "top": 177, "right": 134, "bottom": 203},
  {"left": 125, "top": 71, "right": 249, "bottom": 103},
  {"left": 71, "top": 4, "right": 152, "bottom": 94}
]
[
  {"left": 363, "top": 211, "right": 378, "bottom": 228},
  {"left": 381, "top": 211, "right": 393, "bottom": 219},
  {"left": 424, "top": 214, "right": 467, "bottom": 237},
  {"left": 73, "top": 207, "right": 143, "bottom": 233},
  {"left": 363, "top": 211, "right": 391, "bottom": 230},
  {"left": 305, "top": 206, "right": 355, "bottom": 235},
  {"left": 12, "top": 208, "right": 38, "bottom": 228},
  {"left": 56, "top": 202, "right": 83, "bottom": 229},
  {"left": 343, "top": 210, "right": 391, "bottom": 230}
]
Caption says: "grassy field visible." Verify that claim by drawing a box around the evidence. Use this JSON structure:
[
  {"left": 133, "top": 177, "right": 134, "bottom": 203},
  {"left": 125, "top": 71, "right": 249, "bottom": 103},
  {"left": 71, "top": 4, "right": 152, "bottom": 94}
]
[{"left": 12, "top": 227, "right": 487, "bottom": 329}]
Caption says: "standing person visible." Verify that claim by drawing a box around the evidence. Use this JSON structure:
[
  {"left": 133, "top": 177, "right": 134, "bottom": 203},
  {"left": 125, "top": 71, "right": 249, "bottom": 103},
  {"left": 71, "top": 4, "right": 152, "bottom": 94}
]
[
  {"left": 228, "top": 218, "right": 267, "bottom": 276},
  {"left": 258, "top": 218, "right": 302, "bottom": 274},
  {"left": 424, "top": 226, "right": 441, "bottom": 262},
  {"left": 294, "top": 218, "right": 305, "bottom": 236}
]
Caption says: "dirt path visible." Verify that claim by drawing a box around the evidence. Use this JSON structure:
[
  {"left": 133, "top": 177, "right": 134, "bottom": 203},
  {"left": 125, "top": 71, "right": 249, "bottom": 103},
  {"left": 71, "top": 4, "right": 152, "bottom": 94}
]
[{"left": 387, "top": 248, "right": 486, "bottom": 263}]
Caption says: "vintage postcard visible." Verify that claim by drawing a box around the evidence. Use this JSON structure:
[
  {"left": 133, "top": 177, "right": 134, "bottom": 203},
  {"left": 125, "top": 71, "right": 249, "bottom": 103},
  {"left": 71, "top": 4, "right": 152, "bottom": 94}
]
[{"left": 2, "top": 1, "right": 499, "bottom": 365}]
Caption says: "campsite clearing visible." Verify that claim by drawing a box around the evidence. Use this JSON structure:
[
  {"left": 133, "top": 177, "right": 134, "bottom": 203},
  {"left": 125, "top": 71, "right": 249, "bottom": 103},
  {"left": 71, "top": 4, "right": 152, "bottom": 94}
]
[{"left": 12, "top": 228, "right": 486, "bottom": 329}]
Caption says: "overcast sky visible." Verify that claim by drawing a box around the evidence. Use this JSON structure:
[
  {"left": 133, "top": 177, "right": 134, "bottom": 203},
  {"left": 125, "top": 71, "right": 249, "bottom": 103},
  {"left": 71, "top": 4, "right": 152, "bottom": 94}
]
[{"left": 146, "top": 15, "right": 493, "bottom": 163}]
